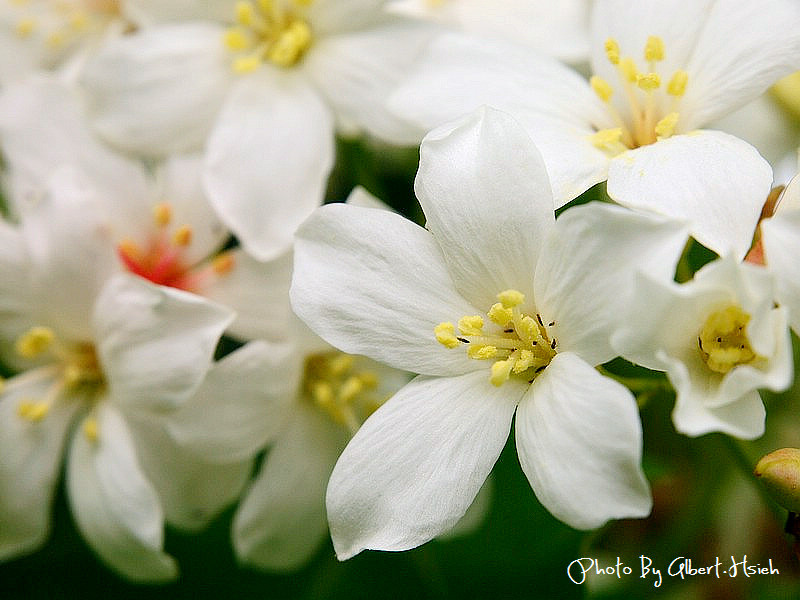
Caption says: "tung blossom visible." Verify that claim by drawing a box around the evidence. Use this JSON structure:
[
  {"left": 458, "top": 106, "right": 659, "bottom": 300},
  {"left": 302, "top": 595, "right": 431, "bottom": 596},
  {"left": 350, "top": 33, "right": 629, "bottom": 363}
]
[
  {"left": 79, "top": 0, "right": 435, "bottom": 260},
  {"left": 390, "top": 0, "right": 800, "bottom": 258},
  {"left": 290, "top": 107, "right": 690, "bottom": 558}
]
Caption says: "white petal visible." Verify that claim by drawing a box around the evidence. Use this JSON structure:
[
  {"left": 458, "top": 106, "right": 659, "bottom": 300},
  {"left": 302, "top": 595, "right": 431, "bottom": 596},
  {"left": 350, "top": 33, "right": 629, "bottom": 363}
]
[
  {"left": 203, "top": 249, "right": 294, "bottom": 342},
  {"left": 344, "top": 185, "right": 391, "bottom": 210},
  {"left": 21, "top": 167, "right": 120, "bottom": 341},
  {"left": 515, "top": 352, "right": 651, "bottom": 529},
  {"left": 234, "top": 403, "right": 348, "bottom": 570},
  {"left": 291, "top": 203, "right": 478, "bottom": 376},
  {"left": 666, "top": 355, "right": 767, "bottom": 440},
  {"left": 125, "top": 415, "right": 252, "bottom": 532},
  {"left": 307, "top": 0, "right": 391, "bottom": 34},
  {"left": 681, "top": 0, "right": 800, "bottom": 127},
  {"left": 762, "top": 208, "right": 800, "bottom": 334},
  {"left": 437, "top": 476, "right": 492, "bottom": 540},
  {"left": 305, "top": 21, "right": 435, "bottom": 144},
  {"left": 415, "top": 107, "right": 554, "bottom": 309},
  {"left": 66, "top": 404, "right": 177, "bottom": 582},
  {"left": 0, "top": 75, "right": 150, "bottom": 207},
  {"left": 204, "top": 70, "right": 334, "bottom": 261},
  {"left": 535, "top": 202, "right": 688, "bottom": 366},
  {"left": 93, "top": 274, "right": 234, "bottom": 412},
  {"left": 0, "top": 368, "right": 79, "bottom": 560},
  {"left": 81, "top": 23, "right": 233, "bottom": 154},
  {"left": 607, "top": 130, "right": 772, "bottom": 258},
  {"left": 326, "top": 371, "right": 522, "bottom": 559},
  {"left": 166, "top": 340, "right": 299, "bottom": 463}
]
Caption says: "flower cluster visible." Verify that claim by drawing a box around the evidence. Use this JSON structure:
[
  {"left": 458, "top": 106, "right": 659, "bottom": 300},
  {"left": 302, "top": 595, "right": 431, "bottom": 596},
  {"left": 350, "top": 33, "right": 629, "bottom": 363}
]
[{"left": 1, "top": 0, "right": 800, "bottom": 587}]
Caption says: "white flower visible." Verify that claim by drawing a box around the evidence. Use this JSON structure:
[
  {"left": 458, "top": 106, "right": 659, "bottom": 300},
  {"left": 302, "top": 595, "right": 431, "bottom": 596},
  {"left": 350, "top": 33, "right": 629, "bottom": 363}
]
[
  {"left": 0, "top": 155, "right": 289, "bottom": 579},
  {"left": 0, "top": 0, "right": 128, "bottom": 84},
  {"left": 612, "top": 255, "right": 792, "bottom": 440},
  {"left": 387, "top": 0, "right": 590, "bottom": 63},
  {"left": 0, "top": 75, "right": 293, "bottom": 342},
  {"left": 290, "top": 107, "right": 689, "bottom": 558},
  {"left": 79, "top": 0, "right": 435, "bottom": 259},
  {"left": 390, "top": 0, "right": 800, "bottom": 258}
]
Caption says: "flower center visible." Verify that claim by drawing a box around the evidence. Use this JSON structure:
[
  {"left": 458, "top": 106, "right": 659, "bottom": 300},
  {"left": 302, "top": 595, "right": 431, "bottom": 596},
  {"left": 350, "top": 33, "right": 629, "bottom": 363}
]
[
  {"left": 589, "top": 35, "right": 689, "bottom": 155},
  {"left": 435, "top": 289, "right": 557, "bottom": 387},
  {"left": 116, "top": 202, "right": 235, "bottom": 293},
  {"left": 13, "top": 325, "right": 105, "bottom": 441},
  {"left": 8, "top": 0, "right": 121, "bottom": 52},
  {"left": 697, "top": 305, "right": 757, "bottom": 374},
  {"left": 223, "top": 0, "right": 314, "bottom": 73},
  {"left": 302, "top": 351, "right": 382, "bottom": 434}
]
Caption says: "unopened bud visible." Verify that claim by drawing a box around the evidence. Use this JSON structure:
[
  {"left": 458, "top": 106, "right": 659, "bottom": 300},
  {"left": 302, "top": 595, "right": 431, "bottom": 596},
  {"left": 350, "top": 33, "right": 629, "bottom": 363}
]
[{"left": 754, "top": 448, "right": 800, "bottom": 512}]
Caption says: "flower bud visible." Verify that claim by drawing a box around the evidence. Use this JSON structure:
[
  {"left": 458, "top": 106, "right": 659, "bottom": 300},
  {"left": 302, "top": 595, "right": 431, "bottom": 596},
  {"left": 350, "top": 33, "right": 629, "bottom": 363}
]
[{"left": 754, "top": 448, "right": 800, "bottom": 512}]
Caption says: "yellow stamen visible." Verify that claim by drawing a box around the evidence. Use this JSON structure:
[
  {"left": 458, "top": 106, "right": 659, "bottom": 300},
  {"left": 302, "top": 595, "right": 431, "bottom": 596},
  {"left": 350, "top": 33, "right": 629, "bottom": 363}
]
[
  {"left": 636, "top": 72, "right": 661, "bottom": 91},
  {"left": 338, "top": 376, "right": 363, "bottom": 403},
  {"left": 490, "top": 359, "right": 514, "bottom": 387},
  {"left": 15, "top": 326, "right": 55, "bottom": 359},
  {"left": 266, "top": 20, "right": 312, "bottom": 67},
  {"left": 590, "top": 75, "right": 614, "bottom": 103},
  {"left": 605, "top": 38, "right": 620, "bottom": 65},
  {"left": 233, "top": 54, "right": 261, "bottom": 73},
  {"left": 667, "top": 69, "right": 689, "bottom": 97},
  {"left": 497, "top": 289, "right": 525, "bottom": 308},
  {"left": 644, "top": 36, "right": 664, "bottom": 62},
  {"left": 654, "top": 112, "right": 680, "bottom": 140},
  {"left": 488, "top": 303, "right": 513, "bottom": 326},
  {"left": 212, "top": 252, "right": 235, "bottom": 275},
  {"left": 590, "top": 128, "right": 627, "bottom": 154},
  {"left": 83, "top": 417, "right": 99, "bottom": 443},
  {"left": 328, "top": 354, "right": 354, "bottom": 376},
  {"left": 467, "top": 345, "right": 498, "bottom": 360},
  {"left": 172, "top": 225, "right": 192, "bottom": 247},
  {"left": 224, "top": 28, "right": 250, "bottom": 51},
  {"left": 17, "top": 400, "right": 50, "bottom": 422},
  {"left": 458, "top": 315, "right": 484, "bottom": 336},
  {"left": 698, "top": 305, "right": 757, "bottom": 374},
  {"left": 15, "top": 18, "right": 36, "bottom": 37},
  {"left": 434, "top": 322, "right": 460, "bottom": 348},
  {"left": 152, "top": 202, "right": 172, "bottom": 227},
  {"left": 235, "top": 1, "right": 255, "bottom": 25},
  {"left": 619, "top": 57, "right": 639, "bottom": 83}
]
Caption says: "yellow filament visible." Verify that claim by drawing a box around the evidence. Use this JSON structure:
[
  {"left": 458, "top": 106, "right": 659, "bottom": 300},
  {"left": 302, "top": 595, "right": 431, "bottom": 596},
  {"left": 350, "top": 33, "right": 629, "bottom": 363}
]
[
  {"left": 83, "top": 417, "right": 99, "bottom": 443},
  {"left": 654, "top": 112, "right": 680, "bottom": 139},
  {"left": 16, "top": 327, "right": 55, "bottom": 358},
  {"left": 667, "top": 70, "right": 689, "bottom": 97},
  {"left": 17, "top": 400, "right": 50, "bottom": 422}
]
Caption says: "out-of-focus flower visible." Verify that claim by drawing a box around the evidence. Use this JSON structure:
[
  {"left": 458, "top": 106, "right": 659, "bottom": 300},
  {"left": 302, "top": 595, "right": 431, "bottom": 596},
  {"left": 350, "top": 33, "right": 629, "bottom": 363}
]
[
  {"left": 387, "top": 0, "right": 590, "bottom": 64},
  {"left": 79, "top": 0, "right": 435, "bottom": 260},
  {"left": 754, "top": 448, "right": 800, "bottom": 513},
  {"left": 391, "top": 0, "right": 800, "bottom": 258},
  {"left": 0, "top": 0, "right": 130, "bottom": 84},
  {"left": 612, "top": 255, "right": 792, "bottom": 440},
  {"left": 290, "top": 107, "right": 690, "bottom": 559},
  {"left": 0, "top": 75, "right": 293, "bottom": 342}
]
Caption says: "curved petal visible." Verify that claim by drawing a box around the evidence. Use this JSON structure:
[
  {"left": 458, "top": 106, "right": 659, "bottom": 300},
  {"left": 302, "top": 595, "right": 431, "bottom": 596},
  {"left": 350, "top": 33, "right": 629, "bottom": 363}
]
[
  {"left": 166, "top": 340, "right": 299, "bottom": 463},
  {"left": 0, "top": 368, "right": 79, "bottom": 560},
  {"left": 204, "top": 70, "right": 334, "bottom": 261},
  {"left": 415, "top": 107, "right": 554, "bottom": 309},
  {"left": 66, "top": 404, "right": 178, "bottom": 582},
  {"left": 515, "top": 352, "right": 651, "bottom": 529},
  {"left": 291, "top": 203, "right": 479, "bottom": 376},
  {"left": 123, "top": 0, "right": 238, "bottom": 25},
  {"left": 304, "top": 21, "right": 435, "bottom": 144},
  {"left": 93, "top": 274, "right": 234, "bottom": 412},
  {"left": 606, "top": 130, "right": 772, "bottom": 258},
  {"left": 233, "top": 403, "right": 348, "bottom": 570},
  {"left": 534, "top": 202, "right": 689, "bottom": 366},
  {"left": 681, "top": 0, "right": 800, "bottom": 127},
  {"left": 308, "top": 0, "right": 392, "bottom": 34},
  {"left": 81, "top": 23, "right": 233, "bottom": 155},
  {"left": 203, "top": 249, "right": 294, "bottom": 343},
  {"left": 125, "top": 415, "right": 252, "bottom": 532},
  {"left": 326, "top": 371, "right": 522, "bottom": 560},
  {"left": 666, "top": 355, "right": 767, "bottom": 440}
]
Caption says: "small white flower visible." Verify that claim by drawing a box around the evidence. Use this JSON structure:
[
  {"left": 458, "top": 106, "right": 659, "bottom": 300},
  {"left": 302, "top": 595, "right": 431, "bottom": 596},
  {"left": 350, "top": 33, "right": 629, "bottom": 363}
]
[
  {"left": 391, "top": 0, "right": 800, "bottom": 257},
  {"left": 290, "top": 107, "right": 689, "bottom": 558},
  {"left": 612, "top": 255, "right": 792, "bottom": 440},
  {"left": 79, "top": 0, "right": 435, "bottom": 259}
]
